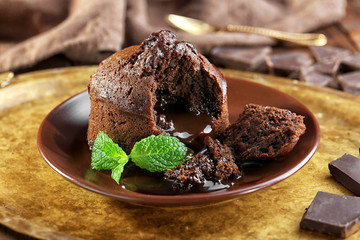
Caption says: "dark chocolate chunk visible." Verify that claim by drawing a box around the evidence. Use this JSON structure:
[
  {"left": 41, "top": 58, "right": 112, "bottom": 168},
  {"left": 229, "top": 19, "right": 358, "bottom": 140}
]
[
  {"left": 310, "top": 46, "right": 351, "bottom": 63},
  {"left": 300, "top": 65, "right": 336, "bottom": 88},
  {"left": 265, "top": 52, "right": 313, "bottom": 78},
  {"left": 329, "top": 153, "right": 360, "bottom": 196},
  {"left": 210, "top": 46, "right": 271, "bottom": 72},
  {"left": 312, "top": 61, "right": 339, "bottom": 76},
  {"left": 300, "top": 191, "right": 360, "bottom": 238},
  {"left": 337, "top": 71, "right": 360, "bottom": 96},
  {"left": 339, "top": 52, "right": 360, "bottom": 73}
]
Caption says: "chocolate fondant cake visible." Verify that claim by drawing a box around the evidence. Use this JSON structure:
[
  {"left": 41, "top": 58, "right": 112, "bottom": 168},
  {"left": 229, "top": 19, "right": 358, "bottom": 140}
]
[
  {"left": 88, "top": 30, "right": 308, "bottom": 192},
  {"left": 87, "top": 30, "right": 229, "bottom": 153},
  {"left": 221, "top": 104, "right": 306, "bottom": 161}
]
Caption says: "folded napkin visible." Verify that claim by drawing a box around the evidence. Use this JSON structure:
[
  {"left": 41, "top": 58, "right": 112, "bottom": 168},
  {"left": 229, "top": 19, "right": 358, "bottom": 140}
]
[{"left": 0, "top": 0, "right": 346, "bottom": 73}]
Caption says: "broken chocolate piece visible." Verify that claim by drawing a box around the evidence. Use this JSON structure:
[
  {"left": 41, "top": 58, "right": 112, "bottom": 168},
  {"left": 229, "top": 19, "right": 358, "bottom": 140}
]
[
  {"left": 329, "top": 153, "right": 360, "bottom": 196},
  {"left": 300, "top": 191, "right": 360, "bottom": 238},
  {"left": 312, "top": 61, "right": 339, "bottom": 76},
  {"left": 300, "top": 65, "right": 336, "bottom": 88},
  {"left": 310, "top": 46, "right": 351, "bottom": 63},
  {"left": 337, "top": 71, "right": 360, "bottom": 96},
  {"left": 210, "top": 46, "right": 271, "bottom": 72},
  {"left": 265, "top": 52, "right": 313, "bottom": 78},
  {"left": 339, "top": 52, "right": 360, "bottom": 73}
]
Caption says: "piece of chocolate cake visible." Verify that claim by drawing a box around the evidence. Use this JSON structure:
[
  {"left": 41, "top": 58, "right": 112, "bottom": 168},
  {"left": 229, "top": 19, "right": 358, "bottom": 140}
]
[
  {"left": 210, "top": 46, "right": 271, "bottom": 72},
  {"left": 87, "top": 30, "right": 229, "bottom": 153},
  {"left": 164, "top": 136, "right": 241, "bottom": 191},
  {"left": 329, "top": 153, "right": 360, "bottom": 196},
  {"left": 300, "top": 191, "right": 360, "bottom": 238},
  {"left": 222, "top": 104, "right": 306, "bottom": 161}
]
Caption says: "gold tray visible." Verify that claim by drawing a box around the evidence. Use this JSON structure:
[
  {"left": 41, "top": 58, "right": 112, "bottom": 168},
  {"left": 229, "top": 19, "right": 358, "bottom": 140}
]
[{"left": 1, "top": 66, "right": 360, "bottom": 240}]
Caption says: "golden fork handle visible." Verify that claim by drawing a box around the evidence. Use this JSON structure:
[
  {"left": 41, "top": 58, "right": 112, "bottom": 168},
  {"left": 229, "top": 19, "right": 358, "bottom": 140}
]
[{"left": 225, "top": 25, "right": 327, "bottom": 46}]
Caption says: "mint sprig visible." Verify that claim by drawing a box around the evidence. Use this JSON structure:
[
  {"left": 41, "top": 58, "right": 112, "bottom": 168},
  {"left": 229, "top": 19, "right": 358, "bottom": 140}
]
[
  {"left": 130, "top": 134, "right": 188, "bottom": 172},
  {"left": 90, "top": 131, "right": 188, "bottom": 184}
]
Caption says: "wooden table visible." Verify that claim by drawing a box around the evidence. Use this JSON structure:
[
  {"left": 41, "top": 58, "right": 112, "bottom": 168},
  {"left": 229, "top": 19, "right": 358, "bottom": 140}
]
[{"left": 1, "top": 1, "right": 360, "bottom": 239}]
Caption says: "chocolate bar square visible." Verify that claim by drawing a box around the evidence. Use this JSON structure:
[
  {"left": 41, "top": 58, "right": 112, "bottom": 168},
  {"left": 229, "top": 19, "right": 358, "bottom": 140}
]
[
  {"left": 329, "top": 153, "right": 360, "bottom": 195},
  {"left": 300, "top": 191, "right": 360, "bottom": 238}
]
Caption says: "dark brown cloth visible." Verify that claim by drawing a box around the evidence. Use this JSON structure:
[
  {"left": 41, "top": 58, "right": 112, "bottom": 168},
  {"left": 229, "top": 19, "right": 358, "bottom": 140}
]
[{"left": 0, "top": 0, "right": 346, "bottom": 73}]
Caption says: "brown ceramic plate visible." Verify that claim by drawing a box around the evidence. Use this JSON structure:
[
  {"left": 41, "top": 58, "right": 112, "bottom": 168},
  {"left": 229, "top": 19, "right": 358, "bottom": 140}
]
[{"left": 37, "top": 76, "right": 320, "bottom": 207}]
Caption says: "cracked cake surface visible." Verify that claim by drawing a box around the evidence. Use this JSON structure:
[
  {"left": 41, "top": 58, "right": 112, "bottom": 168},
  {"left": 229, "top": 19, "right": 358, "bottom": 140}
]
[{"left": 87, "top": 30, "right": 229, "bottom": 153}]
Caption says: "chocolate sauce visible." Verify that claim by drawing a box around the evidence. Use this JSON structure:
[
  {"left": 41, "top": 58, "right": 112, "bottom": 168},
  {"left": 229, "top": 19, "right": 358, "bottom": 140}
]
[
  {"left": 117, "top": 157, "right": 278, "bottom": 195},
  {"left": 154, "top": 97, "right": 214, "bottom": 152},
  {"left": 120, "top": 165, "right": 238, "bottom": 195},
  {"left": 112, "top": 97, "right": 239, "bottom": 195}
]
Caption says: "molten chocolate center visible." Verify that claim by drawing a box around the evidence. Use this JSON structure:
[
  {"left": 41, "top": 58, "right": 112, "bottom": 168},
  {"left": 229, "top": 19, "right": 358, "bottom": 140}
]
[{"left": 155, "top": 97, "right": 214, "bottom": 151}]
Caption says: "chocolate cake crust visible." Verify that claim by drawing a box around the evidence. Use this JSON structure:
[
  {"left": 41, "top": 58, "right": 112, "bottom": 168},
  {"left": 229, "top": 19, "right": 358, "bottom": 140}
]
[{"left": 87, "top": 30, "right": 229, "bottom": 153}]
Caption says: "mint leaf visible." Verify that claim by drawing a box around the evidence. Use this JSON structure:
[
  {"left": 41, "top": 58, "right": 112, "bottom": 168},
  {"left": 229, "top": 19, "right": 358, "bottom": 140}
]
[
  {"left": 90, "top": 132, "right": 189, "bottom": 184},
  {"left": 129, "top": 134, "right": 188, "bottom": 172},
  {"left": 91, "top": 131, "right": 129, "bottom": 182},
  {"left": 111, "top": 164, "right": 126, "bottom": 184}
]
